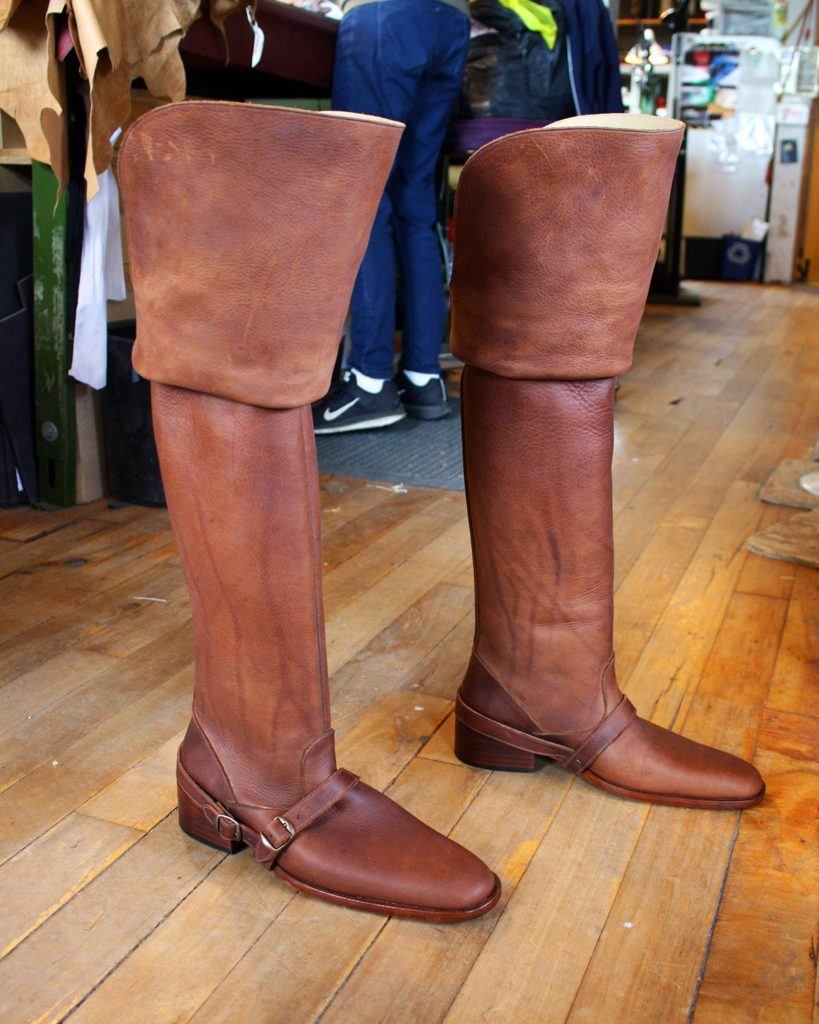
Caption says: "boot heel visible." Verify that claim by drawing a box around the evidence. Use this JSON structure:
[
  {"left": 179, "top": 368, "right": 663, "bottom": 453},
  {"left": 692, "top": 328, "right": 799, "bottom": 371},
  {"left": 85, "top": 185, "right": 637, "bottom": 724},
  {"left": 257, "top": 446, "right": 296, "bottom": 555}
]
[
  {"left": 455, "top": 717, "right": 538, "bottom": 772},
  {"left": 177, "top": 781, "right": 245, "bottom": 853}
]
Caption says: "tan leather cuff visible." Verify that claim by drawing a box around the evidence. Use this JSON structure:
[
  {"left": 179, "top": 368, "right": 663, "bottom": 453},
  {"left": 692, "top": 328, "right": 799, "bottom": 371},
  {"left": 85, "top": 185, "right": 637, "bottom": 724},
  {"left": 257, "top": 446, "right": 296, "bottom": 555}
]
[
  {"left": 119, "top": 101, "right": 403, "bottom": 409},
  {"left": 450, "top": 114, "right": 684, "bottom": 382}
]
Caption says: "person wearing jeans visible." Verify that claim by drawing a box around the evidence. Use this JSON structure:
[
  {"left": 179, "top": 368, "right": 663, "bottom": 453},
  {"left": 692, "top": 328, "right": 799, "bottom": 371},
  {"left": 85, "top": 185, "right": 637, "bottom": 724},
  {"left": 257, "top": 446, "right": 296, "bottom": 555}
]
[{"left": 313, "top": 0, "right": 470, "bottom": 434}]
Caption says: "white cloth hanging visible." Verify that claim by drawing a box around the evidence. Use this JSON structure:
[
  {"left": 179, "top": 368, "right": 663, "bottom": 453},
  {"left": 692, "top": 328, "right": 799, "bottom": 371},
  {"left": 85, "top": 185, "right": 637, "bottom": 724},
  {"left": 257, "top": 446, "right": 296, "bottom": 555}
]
[{"left": 68, "top": 157, "right": 127, "bottom": 390}]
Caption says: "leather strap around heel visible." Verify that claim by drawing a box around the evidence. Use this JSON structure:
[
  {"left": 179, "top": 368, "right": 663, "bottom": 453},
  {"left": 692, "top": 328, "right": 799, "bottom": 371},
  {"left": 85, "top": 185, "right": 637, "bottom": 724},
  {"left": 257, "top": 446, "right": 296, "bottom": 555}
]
[
  {"left": 179, "top": 759, "right": 359, "bottom": 866},
  {"left": 455, "top": 693, "right": 637, "bottom": 775}
]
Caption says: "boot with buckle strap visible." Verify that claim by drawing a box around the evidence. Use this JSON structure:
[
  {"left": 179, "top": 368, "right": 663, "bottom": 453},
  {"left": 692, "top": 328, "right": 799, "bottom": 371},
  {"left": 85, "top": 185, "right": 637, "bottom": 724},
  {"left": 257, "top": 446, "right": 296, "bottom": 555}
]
[
  {"left": 118, "top": 101, "right": 500, "bottom": 921},
  {"left": 449, "top": 114, "right": 765, "bottom": 810}
]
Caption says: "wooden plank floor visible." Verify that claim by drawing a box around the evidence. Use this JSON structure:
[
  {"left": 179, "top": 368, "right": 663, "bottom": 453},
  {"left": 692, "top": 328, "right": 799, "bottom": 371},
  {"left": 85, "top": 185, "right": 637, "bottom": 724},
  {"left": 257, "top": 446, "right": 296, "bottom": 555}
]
[{"left": 1, "top": 282, "right": 817, "bottom": 1024}]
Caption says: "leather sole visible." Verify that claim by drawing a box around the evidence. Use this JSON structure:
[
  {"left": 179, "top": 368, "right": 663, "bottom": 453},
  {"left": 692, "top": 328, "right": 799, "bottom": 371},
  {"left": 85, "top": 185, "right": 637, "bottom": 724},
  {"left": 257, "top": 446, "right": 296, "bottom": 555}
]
[
  {"left": 273, "top": 864, "right": 502, "bottom": 923},
  {"left": 177, "top": 764, "right": 502, "bottom": 921},
  {"left": 455, "top": 717, "right": 765, "bottom": 811}
]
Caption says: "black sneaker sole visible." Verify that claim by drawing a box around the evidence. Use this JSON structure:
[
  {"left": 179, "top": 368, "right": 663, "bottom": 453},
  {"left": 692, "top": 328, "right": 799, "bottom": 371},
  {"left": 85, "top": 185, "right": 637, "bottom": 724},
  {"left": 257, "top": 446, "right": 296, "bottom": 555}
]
[
  {"left": 402, "top": 402, "right": 450, "bottom": 421},
  {"left": 314, "top": 410, "right": 406, "bottom": 435}
]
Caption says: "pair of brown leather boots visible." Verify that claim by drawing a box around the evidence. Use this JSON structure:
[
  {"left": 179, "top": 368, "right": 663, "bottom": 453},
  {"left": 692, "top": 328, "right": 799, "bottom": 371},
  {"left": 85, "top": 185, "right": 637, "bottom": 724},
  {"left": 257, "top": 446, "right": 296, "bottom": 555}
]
[{"left": 118, "top": 103, "right": 764, "bottom": 923}]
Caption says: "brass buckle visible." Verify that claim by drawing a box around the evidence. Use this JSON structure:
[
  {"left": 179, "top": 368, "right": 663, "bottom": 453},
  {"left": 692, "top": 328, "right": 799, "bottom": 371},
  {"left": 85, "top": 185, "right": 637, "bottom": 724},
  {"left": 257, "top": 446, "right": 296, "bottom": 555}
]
[
  {"left": 213, "top": 813, "right": 242, "bottom": 842},
  {"left": 259, "top": 816, "right": 296, "bottom": 853}
]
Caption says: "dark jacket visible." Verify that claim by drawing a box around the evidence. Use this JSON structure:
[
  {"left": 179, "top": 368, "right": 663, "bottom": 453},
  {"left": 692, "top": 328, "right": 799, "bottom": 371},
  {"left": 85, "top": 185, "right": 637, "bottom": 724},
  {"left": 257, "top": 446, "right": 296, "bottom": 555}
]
[{"left": 562, "top": 0, "right": 623, "bottom": 114}]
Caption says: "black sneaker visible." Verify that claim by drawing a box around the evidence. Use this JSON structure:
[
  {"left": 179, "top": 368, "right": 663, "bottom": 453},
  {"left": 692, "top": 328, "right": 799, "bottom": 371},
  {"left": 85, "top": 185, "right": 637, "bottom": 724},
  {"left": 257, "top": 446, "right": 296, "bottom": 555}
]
[
  {"left": 396, "top": 370, "right": 449, "bottom": 421},
  {"left": 313, "top": 370, "right": 406, "bottom": 435}
]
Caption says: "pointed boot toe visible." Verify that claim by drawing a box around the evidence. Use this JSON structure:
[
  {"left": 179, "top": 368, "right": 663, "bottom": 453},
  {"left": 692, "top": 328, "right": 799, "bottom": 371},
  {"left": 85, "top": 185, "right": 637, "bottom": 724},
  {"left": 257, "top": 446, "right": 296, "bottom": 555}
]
[
  {"left": 275, "top": 782, "right": 501, "bottom": 921},
  {"left": 586, "top": 718, "right": 765, "bottom": 809}
]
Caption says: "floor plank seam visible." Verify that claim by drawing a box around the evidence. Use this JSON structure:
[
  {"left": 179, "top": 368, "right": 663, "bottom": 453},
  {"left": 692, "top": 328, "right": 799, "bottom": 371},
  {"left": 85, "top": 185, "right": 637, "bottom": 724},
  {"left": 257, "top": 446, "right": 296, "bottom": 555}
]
[
  {"left": 683, "top": 537, "right": 791, "bottom": 1020},
  {"left": 446, "top": 764, "right": 492, "bottom": 838},
  {"left": 0, "top": 550, "right": 182, "bottom": 655},
  {"left": 560, "top": 801, "right": 652, "bottom": 1024},
  {"left": 392, "top": 610, "right": 474, "bottom": 693},
  {"left": 0, "top": 799, "right": 82, "bottom": 872},
  {"left": 439, "top": 772, "right": 578, "bottom": 1024},
  {"left": 183, "top": 885, "right": 301, "bottom": 1021},
  {"left": 685, "top": 811, "right": 744, "bottom": 1024},
  {"left": 313, "top": 918, "right": 391, "bottom": 1024},
  {"left": 2, "top": 693, "right": 95, "bottom": 746},
  {"left": 0, "top": 520, "right": 81, "bottom": 545},
  {"left": 558, "top": 500, "right": 767, "bottom": 1018},
  {"left": 612, "top": 392, "right": 736, "bottom": 523},
  {"left": 56, "top": 811, "right": 226, "bottom": 1024},
  {"left": 758, "top": 591, "right": 798, "bottom": 723},
  {"left": 0, "top": 563, "right": 183, "bottom": 678},
  {"left": 763, "top": 706, "right": 819, "bottom": 723},
  {"left": 0, "top": 802, "right": 167, "bottom": 956},
  {"left": 0, "top": 814, "right": 144, "bottom": 963},
  {"left": 0, "top": 721, "right": 179, "bottom": 867},
  {"left": 0, "top": 650, "right": 147, "bottom": 741},
  {"left": 643, "top": 515, "right": 752, "bottom": 736}
]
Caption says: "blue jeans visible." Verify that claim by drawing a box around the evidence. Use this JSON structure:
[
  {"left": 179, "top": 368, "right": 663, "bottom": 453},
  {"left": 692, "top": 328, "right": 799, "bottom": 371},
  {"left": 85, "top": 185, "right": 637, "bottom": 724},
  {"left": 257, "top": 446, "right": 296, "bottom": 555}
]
[{"left": 332, "top": 0, "right": 469, "bottom": 379}]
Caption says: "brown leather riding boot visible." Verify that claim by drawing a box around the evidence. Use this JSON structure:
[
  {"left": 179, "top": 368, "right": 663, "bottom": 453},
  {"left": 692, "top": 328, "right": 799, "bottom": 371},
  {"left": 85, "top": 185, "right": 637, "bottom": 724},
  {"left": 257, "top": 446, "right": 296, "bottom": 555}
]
[
  {"left": 118, "top": 101, "right": 500, "bottom": 920},
  {"left": 449, "top": 114, "right": 764, "bottom": 810}
]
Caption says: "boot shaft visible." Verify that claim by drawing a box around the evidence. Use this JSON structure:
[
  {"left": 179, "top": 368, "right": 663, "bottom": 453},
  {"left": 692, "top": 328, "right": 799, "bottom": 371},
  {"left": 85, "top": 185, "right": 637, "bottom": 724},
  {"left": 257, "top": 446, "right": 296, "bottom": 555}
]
[
  {"left": 118, "top": 103, "right": 404, "bottom": 806},
  {"left": 453, "top": 115, "right": 683, "bottom": 734},
  {"left": 461, "top": 367, "right": 620, "bottom": 733},
  {"left": 150, "top": 384, "right": 334, "bottom": 806}
]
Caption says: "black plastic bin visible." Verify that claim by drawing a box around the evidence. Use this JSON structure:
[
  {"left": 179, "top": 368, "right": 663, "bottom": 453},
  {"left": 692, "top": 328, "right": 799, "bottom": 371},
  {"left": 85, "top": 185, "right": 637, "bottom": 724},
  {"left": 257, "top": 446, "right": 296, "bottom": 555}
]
[{"left": 104, "top": 321, "right": 165, "bottom": 507}]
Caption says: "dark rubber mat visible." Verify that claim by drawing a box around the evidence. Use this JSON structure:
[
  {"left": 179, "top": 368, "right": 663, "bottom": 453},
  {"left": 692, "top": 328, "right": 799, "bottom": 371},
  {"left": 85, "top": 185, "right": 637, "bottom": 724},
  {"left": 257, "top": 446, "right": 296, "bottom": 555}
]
[{"left": 316, "top": 398, "right": 464, "bottom": 490}]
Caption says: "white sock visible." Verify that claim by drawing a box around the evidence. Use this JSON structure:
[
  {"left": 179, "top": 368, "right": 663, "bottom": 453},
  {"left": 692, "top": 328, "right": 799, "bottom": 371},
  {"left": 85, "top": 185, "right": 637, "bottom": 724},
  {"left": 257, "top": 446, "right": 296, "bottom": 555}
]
[
  {"left": 404, "top": 370, "right": 440, "bottom": 387},
  {"left": 351, "top": 367, "right": 387, "bottom": 394}
]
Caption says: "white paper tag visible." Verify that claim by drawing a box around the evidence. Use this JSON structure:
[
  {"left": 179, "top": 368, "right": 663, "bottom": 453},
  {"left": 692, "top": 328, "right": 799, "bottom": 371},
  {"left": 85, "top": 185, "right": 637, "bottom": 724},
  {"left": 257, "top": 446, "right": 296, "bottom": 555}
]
[{"left": 246, "top": 6, "right": 265, "bottom": 68}]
